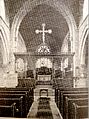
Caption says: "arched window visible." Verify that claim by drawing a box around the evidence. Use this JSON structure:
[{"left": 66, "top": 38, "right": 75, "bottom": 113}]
[
  {"left": 36, "top": 58, "right": 52, "bottom": 68},
  {"left": 36, "top": 43, "right": 50, "bottom": 55},
  {"left": 16, "top": 58, "right": 24, "bottom": 72}
]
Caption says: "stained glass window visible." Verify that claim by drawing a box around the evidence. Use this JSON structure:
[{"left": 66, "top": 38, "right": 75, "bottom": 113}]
[{"left": 37, "top": 43, "right": 50, "bottom": 54}]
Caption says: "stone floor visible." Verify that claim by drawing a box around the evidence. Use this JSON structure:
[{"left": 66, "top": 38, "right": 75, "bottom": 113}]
[
  {"left": 27, "top": 98, "right": 63, "bottom": 119},
  {"left": 29, "top": 84, "right": 63, "bottom": 119}
]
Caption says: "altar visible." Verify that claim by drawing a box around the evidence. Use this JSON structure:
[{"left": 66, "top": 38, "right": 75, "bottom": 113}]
[{"left": 37, "top": 75, "right": 51, "bottom": 81}]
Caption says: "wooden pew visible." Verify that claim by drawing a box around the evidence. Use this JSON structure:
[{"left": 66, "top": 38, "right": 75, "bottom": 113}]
[
  {"left": 0, "top": 94, "right": 27, "bottom": 117},
  {"left": 55, "top": 88, "right": 88, "bottom": 108},
  {"left": 59, "top": 91, "right": 87, "bottom": 111},
  {"left": 0, "top": 102, "right": 16, "bottom": 117},
  {"left": 0, "top": 87, "right": 34, "bottom": 96},
  {"left": 0, "top": 87, "right": 34, "bottom": 94},
  {"left": 61, "top": 93, "right": 88, "bottom": 115},
  {"left": 73, "top": 102, "right": 88, "bottom": 119},
  {"left": 0, "top": 97, "right": 23, "bottom": 117},
  {"left": 0, "top": 91, "right": 29, "bottom": 107},
  {"left": 0, "top": 87, "right": 34, "bottom": 104},
  {"left": 63, "top": 97, "right": 88, "bottom": 119},
  {"left": 55, "top": 89, "right": 60, "bottom": 108},
  {"left": 60, "top": 91, "right": 88, "bottom": 108},
  {"left": 0, "top": 90, "right": 33, "bottom": 113},
  {"left": 17, "top": 78, "right": 35, "bottom": 88},
  {"left": 0, "top": 87, "right": 34, "bottom": 117}
]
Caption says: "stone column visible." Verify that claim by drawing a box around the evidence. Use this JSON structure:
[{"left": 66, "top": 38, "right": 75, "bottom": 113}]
[
  {"left": 24, "top": 59, "right": 27, "bottom": 78},
  {"left": 72, "top": 28, "right": 79, "bottom": 77},
  {"left": 61, "top": 57, "right": 65, "bottom": 77}
]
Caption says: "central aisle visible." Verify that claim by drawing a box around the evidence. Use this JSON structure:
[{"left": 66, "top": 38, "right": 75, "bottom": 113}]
[{"left": 27, "top": 82, "right": 63, "bottom": 119}]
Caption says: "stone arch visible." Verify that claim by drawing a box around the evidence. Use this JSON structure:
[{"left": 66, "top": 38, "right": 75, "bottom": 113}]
[
  {"left": 0, "top": 0, "right": 6, "bottom": 21},
  {"left": 83, "top": 0, "right": 88, "bottom": 20},
  {"left": 17, "top": 32, "right": 27, "bottom": 52},
  {"left": 80, "top": 27, "right": 89, "bottom": 65},
  {"left": 0, "top": 26, "right": 8, "bottom": 65},
  {"left": 80, "top": 36, "right": 88, "bottom": 78},
  {"left": 11, "top": 0, "right": 78, "bottom": 75},
  {"left": 11, "top": 0, "right": 77, "bottom": 50}
]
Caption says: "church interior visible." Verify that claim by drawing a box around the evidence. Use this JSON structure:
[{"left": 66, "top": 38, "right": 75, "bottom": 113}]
[{"left": 0, "top": 0, "right": 88, "bottom": 119}]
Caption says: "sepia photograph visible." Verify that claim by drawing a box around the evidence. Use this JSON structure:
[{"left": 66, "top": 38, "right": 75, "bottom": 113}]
[{"left": 0, "top": 0, "right": 88, "bottom": 119}]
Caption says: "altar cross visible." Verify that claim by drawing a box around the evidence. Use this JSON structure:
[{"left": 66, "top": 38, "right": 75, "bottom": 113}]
[{"left": 35, "top": 23, "right": 52, "bottom": 44}]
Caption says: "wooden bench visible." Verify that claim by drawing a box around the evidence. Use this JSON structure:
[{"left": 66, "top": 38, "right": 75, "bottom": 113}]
[
  {"left": 0, "top": 88, "right": 34, "bottom": 118},
  {"left": 0, "top": 87, "right": 33, "bottom": 93},
  {"left": 0, "top": 88, "right": 34, "bottom": 105},
  {"left": 0, "top": 102, "right": 16, "bottom": 117},
  {"left": 55, "top": 88, "right": 88, "bottom": 108},
  {"left": 0, "top": 97, "right": 23, "bottom": 117},
  {"left": 72, "top": 102, "right": 88, "bottom": 119},
  {"left": 0, "top": 91, "right": 29, "bottom": 108},
  {"left": 0, "top": 93, "right": 28, "bottom": 117},
  {"left": 0, "top": 87, "right": 34, "bottom": 96},
  {"left": 61, "top": 93, "right": 88, "bottom": 115},
  {"left": 60, "top": 90, "right": 88, "bottom": 108},
  {"left": 0, "top": 91, "right": 33, "bottom": 112},
  {"left": 63, "top": 97, "right": 88, "bottom": 119}
]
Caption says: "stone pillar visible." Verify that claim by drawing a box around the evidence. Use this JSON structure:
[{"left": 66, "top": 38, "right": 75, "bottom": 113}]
[
  {"left": 24, "top": 59, "right": 27, "bottom": 78},
  {"left": 9, "top": 52, "right": 16, "bottom": 73},
  {"left": 72, "top": 28, "right": 80, "bottom": 77},
  {"left": 61, "top": 58, "right": 65, "bottom": 77}
]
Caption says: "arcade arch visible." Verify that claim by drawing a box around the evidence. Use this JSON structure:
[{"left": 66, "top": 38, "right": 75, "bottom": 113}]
[
  {"left": 83, "top": 0, "right": 88, "bottom": 20},
  {"left": 0, "top": 26, "right": 8, "bottom": 65}
]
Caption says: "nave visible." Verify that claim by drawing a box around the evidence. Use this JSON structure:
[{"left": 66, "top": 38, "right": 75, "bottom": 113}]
[
  {"left": 0, "top": 78, "right": 88, "bottom": 119},
  {"left": 0, "top": 0, "right": 88, "bottom": 119}
]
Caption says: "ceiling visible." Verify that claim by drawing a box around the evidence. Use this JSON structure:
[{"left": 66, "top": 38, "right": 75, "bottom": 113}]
[
  {"left": 7, "top": 0, "right": 84, "bottom": 26},
  {"left": 19, "top": 4, "right": 69, "bottom": 54}
]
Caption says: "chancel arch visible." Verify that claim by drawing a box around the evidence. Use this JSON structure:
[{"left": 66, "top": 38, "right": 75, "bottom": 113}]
[
  {"left": 11, "top": 0, "right": 78, "bottom": 76},
  {"left": 11, "top": 0, "right": 77, "bottom": 43}
]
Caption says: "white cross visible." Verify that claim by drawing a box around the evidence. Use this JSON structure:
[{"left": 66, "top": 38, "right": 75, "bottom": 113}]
[{"left": 35, "top": 23, "right": 52, "bottom": 44}]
